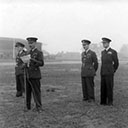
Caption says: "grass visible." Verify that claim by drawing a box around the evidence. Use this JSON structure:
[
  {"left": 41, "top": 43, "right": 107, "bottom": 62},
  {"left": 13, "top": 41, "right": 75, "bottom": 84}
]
[{"left": 0, "top": 62, "right": 128, "bottom": 128}]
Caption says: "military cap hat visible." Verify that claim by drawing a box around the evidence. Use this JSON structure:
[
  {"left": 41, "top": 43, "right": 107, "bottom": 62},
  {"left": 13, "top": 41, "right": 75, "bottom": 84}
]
[
  {"left": 26, "top": 37, "right": 38, "bottom": 42},
  {"left": 15, "top": 42, "right": 25, "bottom": 47},
  {"left": 102, "top": 37, "right": 111, "bottom": 43},
  {"left": 81, "top": 39, "right": 91, "bottom": 45}
]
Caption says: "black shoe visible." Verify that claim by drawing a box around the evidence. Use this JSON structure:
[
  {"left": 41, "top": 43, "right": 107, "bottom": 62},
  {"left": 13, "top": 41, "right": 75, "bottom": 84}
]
[
  {"left": 32, "top": 107, "right": 43, "bottom": 113},
  {"left": 100, "top": 103, "right": 107, "bottom": 106},
  {"left": 88, "top": 99, "right": 95, "bottom": 103},
  {"left": 27, "top": 107, "right": 31, "bottom": 110},
  {"left": 24, "top": 108, "right": 31, "bottom": 112},
  {"left": 26, "top": 104, "right": 31, "bottom": 110},
  {"left": 83, "top": 98, "right": 88, "bottom": 101},
  {"left": 107, "top": 103, "right": 113, "bottom": 106},
  {"left": 16, "top": 92, "right": 22, "bottom": 97}
]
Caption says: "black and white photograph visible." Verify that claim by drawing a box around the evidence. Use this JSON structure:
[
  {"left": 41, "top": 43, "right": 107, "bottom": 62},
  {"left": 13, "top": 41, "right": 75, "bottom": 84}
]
[{"left": 0, "top": 0, "right": 128, "bottom": 127}]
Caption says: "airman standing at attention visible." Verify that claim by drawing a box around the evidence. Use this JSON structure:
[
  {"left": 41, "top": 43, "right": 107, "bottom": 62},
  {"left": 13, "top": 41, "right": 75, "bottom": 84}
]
[
  {"left": 81, "top": 39, "right": 98, "bottom": 102},
  {"left": 100, "top": 37, "right": 119, "bottom": 106}
]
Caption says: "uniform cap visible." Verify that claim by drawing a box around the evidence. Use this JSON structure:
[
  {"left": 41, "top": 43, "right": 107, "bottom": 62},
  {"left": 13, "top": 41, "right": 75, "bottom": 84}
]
[
  {"left": 102, "top": 37, "right": 111, "bottom": 43},
  {"left": 15, "top": 42, "right": 25, "bottom": 47},
  {"left": 81, "top": 39, "right": 91, "bottom": 45},
  {"left": 26, "top": 37, "right": 38, "bottom": 42}
]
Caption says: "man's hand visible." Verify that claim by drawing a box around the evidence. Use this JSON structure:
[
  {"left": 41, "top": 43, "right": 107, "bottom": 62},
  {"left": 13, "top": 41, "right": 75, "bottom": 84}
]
[{"left": 21, "top": 55, "right": 31, "bottom": 63}]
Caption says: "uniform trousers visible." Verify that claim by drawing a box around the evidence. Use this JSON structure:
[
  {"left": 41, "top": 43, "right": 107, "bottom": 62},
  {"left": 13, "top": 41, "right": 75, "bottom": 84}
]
[
  {"left": 16, "top": 75, "right": 24, "bottom": 94},
  {"left": 100, "top": 75, "right": 114, "bottom": 105},
  {"left": 26, "top": 78, "right": 42, "bottom": 109},
  {"left": 81, "top": 77, "right": 95, "bottom": 100}
]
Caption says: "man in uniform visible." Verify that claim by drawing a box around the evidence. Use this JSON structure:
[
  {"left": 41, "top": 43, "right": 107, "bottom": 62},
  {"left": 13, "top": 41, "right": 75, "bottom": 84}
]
[
  {"left": 100, "top": 37, "right": 119, "bottom": 106},
  {"left": 26, "top": 37, "right": 44, "bottom": 112},
  {"left": 15, "top": 42, "right": 26, "bottom": 97},
  {"left": 81, "top": 39, "right": 98, "bottom": 102}
]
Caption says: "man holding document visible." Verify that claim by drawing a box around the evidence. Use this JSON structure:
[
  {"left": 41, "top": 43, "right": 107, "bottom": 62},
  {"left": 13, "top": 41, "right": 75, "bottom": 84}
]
[{"left": 22, "top": 37, "right": 44, "bottom": 112}]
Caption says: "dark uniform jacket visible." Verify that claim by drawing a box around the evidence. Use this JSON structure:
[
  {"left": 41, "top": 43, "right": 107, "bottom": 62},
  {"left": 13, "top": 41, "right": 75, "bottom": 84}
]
[
  {"left": 15, "top": 50, "right": 27, "bottom": 76},
  {"left": 101, "top": 48, "right": 119, "bottom": 75},
  {"left": 81, "top": 49, "right": 98, "bottom": 77},
  {"left": 27, "top": 48, "right": 44, "bottom": 79}
]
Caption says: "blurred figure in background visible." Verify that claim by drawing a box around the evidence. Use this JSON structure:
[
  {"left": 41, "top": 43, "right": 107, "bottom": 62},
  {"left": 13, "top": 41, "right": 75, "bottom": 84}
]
[
  {"left": 81, "top": 39, "right": 98, "bottom": 103},
  {"left": 15, "top": 42, "right": 27, "bottom": 97},
  {"left": 100, "top": 37, "right": 119, "bottom": 106}
]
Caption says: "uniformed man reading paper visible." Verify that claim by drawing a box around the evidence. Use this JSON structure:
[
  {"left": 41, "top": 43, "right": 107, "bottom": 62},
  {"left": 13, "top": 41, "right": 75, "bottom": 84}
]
[
  {"left": 25, "top": 37, "right": 44, "bottom": 112},
  {"left": 81, "top": 39, "right": 98, "bottom": 102}
]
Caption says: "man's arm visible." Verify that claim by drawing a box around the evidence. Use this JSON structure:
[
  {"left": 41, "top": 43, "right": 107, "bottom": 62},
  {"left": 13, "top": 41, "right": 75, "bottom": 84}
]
[
  {"left": 112, "top": 50, "right": 119, "bottom": 72},
  {"left": 31, "top": 51, "right": 44, "bottom": 67},
  {"left": 92, "top": 52, "right": 98, "bottom": 72}
]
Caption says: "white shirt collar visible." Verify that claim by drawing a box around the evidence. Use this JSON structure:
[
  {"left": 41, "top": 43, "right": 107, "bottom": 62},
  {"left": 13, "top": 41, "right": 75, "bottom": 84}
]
[
  {"left": 19, "top": 49, "right": 23, "bottom": 54},
  {"left": 105, "top": 47, "right": 110, "bottom": 51},
  {"left": 85, "top": 49, "right": 90, "bottom": 53},
  {"left": 31, "top": 47, "right": 37, "bottom": 52}
]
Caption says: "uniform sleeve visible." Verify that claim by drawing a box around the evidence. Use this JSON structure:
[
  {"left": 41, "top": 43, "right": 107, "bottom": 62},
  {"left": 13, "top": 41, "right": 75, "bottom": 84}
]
[
  {"left": 81, "top": 52, "right": 84, "bottom": 62},
  {"left": 112, "top": 50, "right": 119, "bottom": 72},
  {"left": 92, "top": 52, "right": 98, "bottom": 72},
  {"left": 35, "top": 51, "right": 44, "bottom": 67}
]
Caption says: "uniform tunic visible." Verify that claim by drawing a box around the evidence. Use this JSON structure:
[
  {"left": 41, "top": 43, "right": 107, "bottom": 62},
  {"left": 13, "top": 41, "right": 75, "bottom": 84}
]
[
  {"left": 15, "top": 50, "right": 26, "bottom": 96},
  {"left": 81, "top": 49, "right": 98, "bottom": 101},
  {"left": 26, "top": 48, "right": 44, "bottom": 109},
  {"left": 100, "top": 48, "right": 119, "bottom": 105}
]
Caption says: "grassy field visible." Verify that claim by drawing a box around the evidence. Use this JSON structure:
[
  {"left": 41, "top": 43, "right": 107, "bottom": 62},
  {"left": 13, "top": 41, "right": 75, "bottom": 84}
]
[{"left": 0, "top": 62, "right": 128, "bottom": 128}]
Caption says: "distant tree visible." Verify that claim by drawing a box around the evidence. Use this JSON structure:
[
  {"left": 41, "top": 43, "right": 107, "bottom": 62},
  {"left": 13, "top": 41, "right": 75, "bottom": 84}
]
[
  {"left": 118, "top": 44, "right": 128, "bottom": 61},
  {"left": 90, "top": 43, "right": 103, "bottom": 59},
  {"left": 119, "top": 44, "right": 128, "bottom": 57}
]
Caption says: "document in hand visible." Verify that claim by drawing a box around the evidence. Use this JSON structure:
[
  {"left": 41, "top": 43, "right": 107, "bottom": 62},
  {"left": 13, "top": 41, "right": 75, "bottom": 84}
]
[{"left": 21, "top": 54, "right": 31, "bottom": 63}]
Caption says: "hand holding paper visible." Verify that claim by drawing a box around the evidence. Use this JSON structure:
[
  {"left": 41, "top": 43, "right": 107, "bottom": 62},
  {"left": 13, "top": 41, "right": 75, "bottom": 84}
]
[{"left": 21, "top": 54, "right": 31, "bottom": 63}]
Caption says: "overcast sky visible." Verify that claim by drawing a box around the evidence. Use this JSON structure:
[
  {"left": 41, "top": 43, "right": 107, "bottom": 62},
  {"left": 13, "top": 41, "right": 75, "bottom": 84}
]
[{"left": 1, "top": 0, "right": 128, "bottom": 53}]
